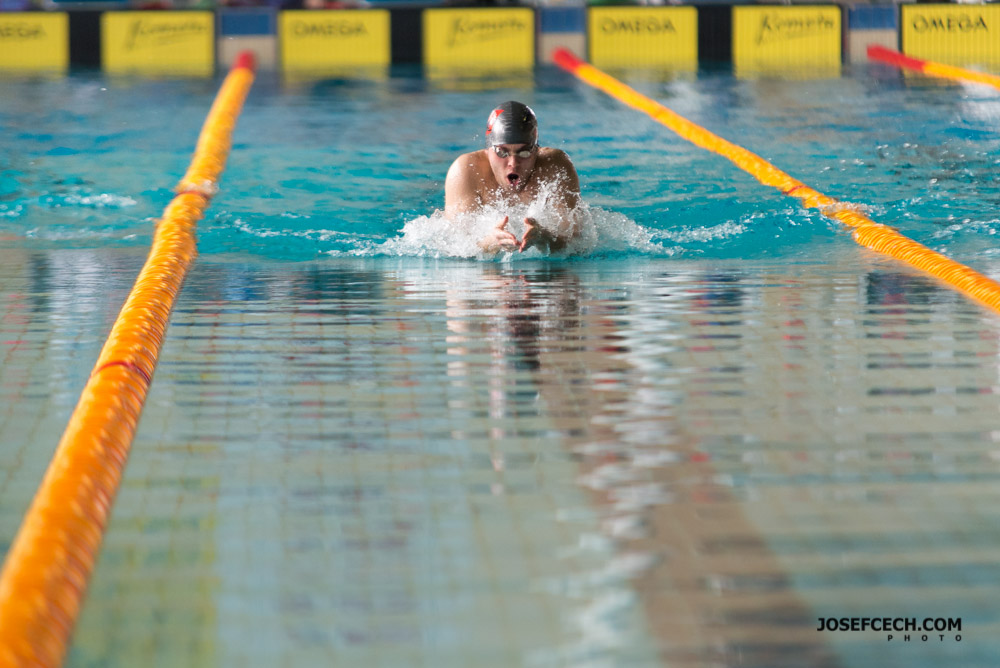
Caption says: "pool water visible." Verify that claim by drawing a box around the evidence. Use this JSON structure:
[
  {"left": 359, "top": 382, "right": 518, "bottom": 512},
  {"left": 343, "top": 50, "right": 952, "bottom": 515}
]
[{"left": 2, "top": 64, "right": 1000, "bottom": 666}]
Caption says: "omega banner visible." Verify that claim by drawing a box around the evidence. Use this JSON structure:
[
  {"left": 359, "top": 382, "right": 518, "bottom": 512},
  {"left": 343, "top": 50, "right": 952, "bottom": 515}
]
[
  {"left": 423, "top": 8, "right": 535, "bottom": 68},
  {"left": 588, "top": 7, "right": 697, "bottom": 69},
  {"left": 0, "top": 13, "right": 68, "bottom": 71},
  {"left": 102, "top": 12, "right": 214, "bottom": 75},
  {"left": 733, "top": 6, "right": 841, "bottom": 73},
  {"left": 279, "top": 10, "right": 390, "bottom": 71},
  {"left": 902, "top": 5, "right": 1000, "bottom": 66}
]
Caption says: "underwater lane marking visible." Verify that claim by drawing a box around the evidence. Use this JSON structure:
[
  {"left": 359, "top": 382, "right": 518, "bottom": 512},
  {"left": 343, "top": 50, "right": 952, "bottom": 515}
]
[
  {"left": 552, "top": 48, "right": 1000, "bottom": 315},
  {"left": 868, "top": 45, "right": 1000, "bottom": 92},
  {"left": 0, "top": 52, "right": 256, "bottom": 668}
]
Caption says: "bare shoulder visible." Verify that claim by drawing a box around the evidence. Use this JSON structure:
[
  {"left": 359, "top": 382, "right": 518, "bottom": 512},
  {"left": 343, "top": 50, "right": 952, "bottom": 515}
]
[
  {"left": 445, "top": 149, "right": 490, "bottom": 217},
  {"left": 537, "top": 146, "right": 574, "bottom": 167},
  {"left": 535, "top": 147, "right": 581, "bottom": 196},
  {"left": 446, "top": 149, "right": 489, "bottom": 184},
  {"left": 536, "top": 147, "right": 578, "bottom": 178}
]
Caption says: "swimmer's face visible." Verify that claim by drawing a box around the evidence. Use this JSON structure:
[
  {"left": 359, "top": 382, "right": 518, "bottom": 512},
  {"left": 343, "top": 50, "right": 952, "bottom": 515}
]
[{"left": 488, "top": 143, "right": 537, "bottom": 192}]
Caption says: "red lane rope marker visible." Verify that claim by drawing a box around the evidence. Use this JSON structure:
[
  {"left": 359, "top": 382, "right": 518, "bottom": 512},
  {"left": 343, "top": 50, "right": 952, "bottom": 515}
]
[
  {"left": 92, "top": 360, "right": 153, "bottom": 387},
  {"left": 868, "top": 45, "right": 1000, "bottom": 91},
  {"left": 0, "top": 52, "right": 256, "bottom": 668},
  {"left": 174, "top": 188, "right": 213, "bottom": 199},
  {"left": 552, "top": 48, "right": 1000, "bottom": 314},
  {"left": 867, "top": 45, "right": 930, "bottom": 72}
]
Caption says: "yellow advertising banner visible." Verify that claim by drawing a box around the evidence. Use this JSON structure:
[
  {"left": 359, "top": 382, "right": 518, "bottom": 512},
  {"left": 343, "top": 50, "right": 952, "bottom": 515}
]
[
  {"left": 902, "top": 5, "right": 1000, "bottom": 67},
  {"left": 733, "top": 6, "right": 841, "bottom": 73},
  {"left": 0, "top": 13, "right": 68, "bottom": 72},
  {"left": 279, "top": 10, "right": 390, "bottom": 72},
  {"left": 423, "top": 8, "right": 534, "bottom": 68},
  {"left": 102, "top": 11, "right": 214, "bottom": 75},
  {"left": 588, "top": 7, "right": 697, "bottom": 69}
]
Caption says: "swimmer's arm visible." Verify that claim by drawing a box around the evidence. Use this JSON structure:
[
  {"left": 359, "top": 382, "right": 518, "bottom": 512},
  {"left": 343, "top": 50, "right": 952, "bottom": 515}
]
[
  {"left": 551, "top": 159, "right": 582, "bottom": 242},
  {"left": 444, "top": 156, "right": 482, "bottom": 220},
  {"left": 445, "top": 155, "right": 518, "bottom": 252},
  {"left": 520, "top": 155, "right": 582, "bottom": 252}
]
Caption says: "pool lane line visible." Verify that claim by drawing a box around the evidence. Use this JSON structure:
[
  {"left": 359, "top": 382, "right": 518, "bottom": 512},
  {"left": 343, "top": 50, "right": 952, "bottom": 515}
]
[
  {"left": 868, "top": 45, "right": 1000, "bottom": 92},
  {"left": 552, "top": 48, "right": 1000, "bottom": 315},
  {"left": 0, "top": 51, "right": 256, "bottom": 668}
]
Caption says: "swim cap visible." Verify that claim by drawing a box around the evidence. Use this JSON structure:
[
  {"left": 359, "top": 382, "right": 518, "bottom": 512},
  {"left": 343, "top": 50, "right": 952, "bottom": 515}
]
[{"left": 486, "top": 101, "right": 538, "bottom": 147}]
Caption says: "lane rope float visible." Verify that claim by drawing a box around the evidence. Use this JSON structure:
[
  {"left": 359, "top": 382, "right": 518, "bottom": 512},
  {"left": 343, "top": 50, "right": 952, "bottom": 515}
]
[
  {"left": 0, "top": 51, "right": 256, "bottom": 668},
  {"left": 552, "top": 48, "right": 1000, "bottom": 315},
  {"left": 868, "top": 45, "right": 1000, "bottom": 92}
]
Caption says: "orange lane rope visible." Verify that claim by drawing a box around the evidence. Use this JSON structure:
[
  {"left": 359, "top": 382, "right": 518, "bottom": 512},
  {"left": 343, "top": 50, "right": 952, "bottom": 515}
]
[
  {"left": 868, "top": 45, "right": 1000, "bottom": 92},
  {"left": 0, "top": 52, "right": 256, "bottom": 668},
  {"left": 552, "top": 48, "right": 1000, "bottom": 314}
]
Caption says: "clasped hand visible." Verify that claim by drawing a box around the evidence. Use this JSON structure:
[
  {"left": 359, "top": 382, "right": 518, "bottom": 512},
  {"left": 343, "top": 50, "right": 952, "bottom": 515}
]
[{"left": 482, "top": 216, "right": 556, "bottom": 253}]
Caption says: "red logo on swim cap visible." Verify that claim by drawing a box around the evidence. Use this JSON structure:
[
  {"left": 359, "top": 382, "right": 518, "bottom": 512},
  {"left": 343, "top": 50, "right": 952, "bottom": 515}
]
[{"left": 486, "top": 108, "right": 503, "bottom": 135}]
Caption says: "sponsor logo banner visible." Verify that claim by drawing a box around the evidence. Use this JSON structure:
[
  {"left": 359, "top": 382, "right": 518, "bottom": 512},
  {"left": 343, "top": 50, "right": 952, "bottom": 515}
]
[
  {"left": 588, "top": 7, "right": 696, "bottom": 69},
  {"left": 902, "top": 5, "right": 1000, "bottom": 66},
  {"left": 423, "top": 8, "right": 534, "bottom": 68},
  {"left": 0, "top": 13, "right": 68, "bottom": 71},
  {"left": 102, "top": 12, "right": 214, "bottom": 75},
  {"left": 279, "top": 10, "right": 390, "bottom": 71},
  {"left": 733, "top": 6, "right": 841, "bottom": 72}
]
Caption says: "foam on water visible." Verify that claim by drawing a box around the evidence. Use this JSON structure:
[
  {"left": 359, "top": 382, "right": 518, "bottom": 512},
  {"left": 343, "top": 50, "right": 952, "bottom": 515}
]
[
  {"left": 346, "top": 176, "right": 680, "bottom": 260},
  {"left": 43, "top": 190, "right": 138, "bottom": 209},
  {"left": 367, "top": 204, "right": 676, "bottom": 260}
]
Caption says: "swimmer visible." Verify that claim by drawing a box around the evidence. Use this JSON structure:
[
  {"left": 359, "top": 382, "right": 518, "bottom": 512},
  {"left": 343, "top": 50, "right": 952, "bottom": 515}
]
[{"left": 445, "top": 101, "right": 583, "bottom": 254}]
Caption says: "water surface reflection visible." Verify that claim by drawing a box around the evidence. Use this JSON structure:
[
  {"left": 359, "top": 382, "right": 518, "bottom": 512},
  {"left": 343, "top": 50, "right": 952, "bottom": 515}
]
[{"left": 5, "top": 253, "right": 998, "bottom": 667}]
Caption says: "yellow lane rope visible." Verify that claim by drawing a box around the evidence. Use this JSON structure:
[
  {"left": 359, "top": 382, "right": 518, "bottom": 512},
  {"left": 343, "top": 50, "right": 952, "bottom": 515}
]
[
  {"left": 553, "top": 49, "right": 1000, "bottom": 314},
  {"left": 0, "top": 52, "right": 256, "bottom": 668},
  {"left": 868, "top": 45, "right": 1000, "bottom": 92}
]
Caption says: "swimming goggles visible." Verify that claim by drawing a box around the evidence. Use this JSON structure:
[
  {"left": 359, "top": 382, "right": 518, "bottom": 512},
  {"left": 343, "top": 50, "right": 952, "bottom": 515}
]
[{"left": 492, "top": 144, "right": 536, "bottom": 159}]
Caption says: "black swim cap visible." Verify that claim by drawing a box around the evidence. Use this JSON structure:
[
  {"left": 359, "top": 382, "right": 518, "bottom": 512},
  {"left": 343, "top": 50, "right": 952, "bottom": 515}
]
[{"left": 486, "top": 101, "right": 538, "bottom": 147}]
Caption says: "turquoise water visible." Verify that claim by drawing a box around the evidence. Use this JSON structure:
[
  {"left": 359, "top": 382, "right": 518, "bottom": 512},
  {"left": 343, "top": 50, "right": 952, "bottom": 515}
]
[
  {"left": 5, "top": 67, "right": 1000, "bottom": 262},
  {"left": 2, "top": 65, "right": 1000, "bottom": 666}
]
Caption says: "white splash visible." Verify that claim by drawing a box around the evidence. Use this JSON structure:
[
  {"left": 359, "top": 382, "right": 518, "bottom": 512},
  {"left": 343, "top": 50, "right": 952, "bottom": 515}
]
[
  {"left": 48, "top": 191, "right": 138, "bottom": 209},
  {"left": 0, "top": 204, "right": 24, "bottom": 218},
  {"left": 371, "top": 202, "right": 674, "bottom": 260},
  {"left": 657, "top": 220, "right": 747, "bottom": 244}
]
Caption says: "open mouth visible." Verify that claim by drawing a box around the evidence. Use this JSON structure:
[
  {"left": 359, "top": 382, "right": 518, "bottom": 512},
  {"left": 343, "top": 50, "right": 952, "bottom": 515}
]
[{"left": 507, "top": 173, "right": 520, "bottom": 186}]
